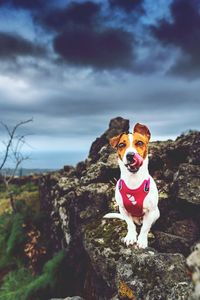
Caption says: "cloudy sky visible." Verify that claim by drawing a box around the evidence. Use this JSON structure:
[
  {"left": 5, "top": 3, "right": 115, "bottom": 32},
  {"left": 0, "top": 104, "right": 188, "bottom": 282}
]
[{"left": 0, "top": 0, "right": 199, "bottom": 169}]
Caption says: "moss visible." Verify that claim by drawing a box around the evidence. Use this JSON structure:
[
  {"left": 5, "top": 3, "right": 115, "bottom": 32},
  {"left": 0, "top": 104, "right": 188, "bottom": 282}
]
[
  {"left": 159, "top": 191, "right": 169, "bottom": 200},
  {"left": 85, "top": 217, "right": 127, "bottom": 252}
]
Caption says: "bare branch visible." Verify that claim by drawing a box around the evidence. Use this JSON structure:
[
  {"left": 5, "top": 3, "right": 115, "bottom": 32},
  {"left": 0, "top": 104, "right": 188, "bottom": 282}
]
[
  {"left": 0, "top": 118, "right": 33, "bottom": 170},
  {"left": 7, "top": 156, "right": 24, "bottom": 183}
]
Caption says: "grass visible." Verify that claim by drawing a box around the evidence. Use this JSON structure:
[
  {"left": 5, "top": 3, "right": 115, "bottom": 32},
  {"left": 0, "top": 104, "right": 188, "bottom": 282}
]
[
  {"left": 6, "top": 213, "right": 25, "bottom": 256},
  {"left": 16, "top": 191, "right": 40, "bottom": 212},
  {"left": 0, "top": 251, "right": 66, "bottom": 300},
  {"left": 0, "top": 199, "right": 12, "bottom": 215},
  {"left": 0, "top": 181, "right": 71, "bottom": 300},
  {"left": 0, "top": 183, "right": 39, "bottom": 215},
  {"left": 0, "top": 268, "right": 34, "bottom": 300},
  {"left": 0, "top": 182, "right": 38, "bottom": 198}
]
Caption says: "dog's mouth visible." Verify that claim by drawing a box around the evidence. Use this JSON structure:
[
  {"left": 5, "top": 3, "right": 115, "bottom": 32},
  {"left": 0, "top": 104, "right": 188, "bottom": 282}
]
[
  {"left": 126, "top": 162, "right": 139, "bottom": 173},
  {"left": 125, "top": 154, "right": 143, "bottom": 173}
]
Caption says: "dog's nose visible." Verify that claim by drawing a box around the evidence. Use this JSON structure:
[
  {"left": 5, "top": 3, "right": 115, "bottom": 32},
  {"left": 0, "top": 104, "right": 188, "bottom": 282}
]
[{"left": 126, "top": 152, "right": 135, "bottom": 163}]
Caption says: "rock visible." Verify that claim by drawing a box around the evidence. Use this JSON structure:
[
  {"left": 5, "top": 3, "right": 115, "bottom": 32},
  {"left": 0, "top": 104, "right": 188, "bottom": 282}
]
[
  {"left": 65, "top": 297, "right": 85, "bottom": 300},
  {"left": 83, "top": 218, "right": 192, "bottom": 300},
  {"left": 175, "top": 130, "right": 200, "bottom": 165},
  {"left": 153, "top": 231, "right": 193, "bottom": 256},
  {"left": 172, "top": 163, "right": 200, "bottom": 206},
  {"left": 163, "top": 168, "right": 174, "bottom": 182},
  {"left": 166, "top": 219, "right": 199, "bottom": 242},
  {"left": 117, "top": 251, "right": 192, "bottom": 300},
  {"left": 50, "top": 297, "right": 84, "bottom": 300},
  {"left": 39, "top": 118, "right": 200, "bottom": 299},
  {"left": 187, "top": 243, "right": 200, "bottom": 300},
  {"left": 80, "top": 159, "right": 119, "bottom": 186},
  {"left": 89, "top": 116, "right": 129, "bottom": 162},
  {"left": 76, "top": 161, "right": 87, "bottom": 178},
  {"left": 74, "top": 182, "right": 113, "bottom": 223},
  {"left": 148, "top": 131, "right": 200, "bottom": 177},
  {"left": 148, "top": 141, "right": 167, "bottom": 174}
]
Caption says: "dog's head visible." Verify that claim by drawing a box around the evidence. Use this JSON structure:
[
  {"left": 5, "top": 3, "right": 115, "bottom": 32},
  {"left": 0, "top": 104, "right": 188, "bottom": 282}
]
[{"left": 110, "top": 123, "right": 151, "bottom": 173}]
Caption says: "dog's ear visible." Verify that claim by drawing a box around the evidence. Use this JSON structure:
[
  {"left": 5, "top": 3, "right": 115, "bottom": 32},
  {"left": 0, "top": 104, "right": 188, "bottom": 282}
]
[
  {"left": 109, "top": 134, "right": 122, "bottom": 148},
  {"left": 134, "top": 123, "right": 151, "bottom": 141}
]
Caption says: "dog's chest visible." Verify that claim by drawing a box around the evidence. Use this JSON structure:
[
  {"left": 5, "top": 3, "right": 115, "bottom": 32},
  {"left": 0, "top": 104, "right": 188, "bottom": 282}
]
[{"left": 118, "top": 178, "right": 150, "bottom": 217}]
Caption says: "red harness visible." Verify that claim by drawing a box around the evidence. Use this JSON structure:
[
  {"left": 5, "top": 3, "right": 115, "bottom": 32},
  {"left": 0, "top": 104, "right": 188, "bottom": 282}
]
[{"left": 118, "top": 178, "right": 150, "bottom": 217}]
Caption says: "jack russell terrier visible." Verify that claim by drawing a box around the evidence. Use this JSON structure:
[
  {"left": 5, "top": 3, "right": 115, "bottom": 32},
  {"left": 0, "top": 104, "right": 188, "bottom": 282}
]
[{"left": 104, "top": 123, "right": 160, "bottom": 249}]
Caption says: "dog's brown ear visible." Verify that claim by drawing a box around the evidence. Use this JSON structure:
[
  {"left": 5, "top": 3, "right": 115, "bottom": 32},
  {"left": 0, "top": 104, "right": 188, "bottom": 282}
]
[
  {"left": 134, "top": 123, "right": 151, "bottom": 141},
  {"left": 109, "top": 134, "right": 122, "bottom": 148}
]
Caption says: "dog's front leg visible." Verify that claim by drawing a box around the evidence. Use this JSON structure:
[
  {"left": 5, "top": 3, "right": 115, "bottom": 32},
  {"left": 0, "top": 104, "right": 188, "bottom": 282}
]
[
  {"left": 119, "top": 206, "right": 137, "bottom": 246},
  {"left": 137, "top": 207, "right": 160, "bottom": 249}
]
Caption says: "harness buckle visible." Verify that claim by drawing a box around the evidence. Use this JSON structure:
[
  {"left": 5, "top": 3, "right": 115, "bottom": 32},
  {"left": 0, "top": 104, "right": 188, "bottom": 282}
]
[{"left": 144, "top": 179, "right": 150, "bottom": 192}]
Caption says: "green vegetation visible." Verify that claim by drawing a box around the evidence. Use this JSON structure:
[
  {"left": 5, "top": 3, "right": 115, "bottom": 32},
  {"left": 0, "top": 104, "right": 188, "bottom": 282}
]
[
  {"left": 6, "top": 213, "right": 25, "bottom": 256},
  {"left": 0, "top": 182, "right": 39, "bottom": 214},
  {"left": 0, "top": 182, "right": 68, "bottom": 300},
  {"left": 0, "top": 251, "right": 67, "bottom": 300},
  {"left": 0, "top": 268, "right": 34, "bottom": 300}
]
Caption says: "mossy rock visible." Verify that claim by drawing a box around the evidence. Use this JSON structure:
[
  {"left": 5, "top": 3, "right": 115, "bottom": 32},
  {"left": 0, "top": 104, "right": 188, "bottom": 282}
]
[
  {"left": 84, "top": 216, "right": 155, "bottom": 253},
  {"left": 85, "top": 217, "right": 127, "bottom": 252}
]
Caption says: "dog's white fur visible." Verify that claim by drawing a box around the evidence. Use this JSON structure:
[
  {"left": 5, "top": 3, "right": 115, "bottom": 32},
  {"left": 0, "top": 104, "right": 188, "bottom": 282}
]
[{"left": 104, "top": 133, "right": 160, "bottom": 248}]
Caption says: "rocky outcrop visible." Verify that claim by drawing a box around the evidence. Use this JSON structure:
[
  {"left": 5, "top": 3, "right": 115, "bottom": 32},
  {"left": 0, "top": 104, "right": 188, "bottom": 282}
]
[
  {"left": 89, "top": 117, "right": 129, "bottom": 163},
  {"left": 39, "top": 117, "right": 200, "bottom": 299},
  {"left": 84, "top": 218, "right": 192, "bottom": 299}
]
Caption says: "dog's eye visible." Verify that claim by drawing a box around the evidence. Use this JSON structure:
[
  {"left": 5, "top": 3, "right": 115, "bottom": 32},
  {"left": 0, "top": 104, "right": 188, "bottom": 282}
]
[
  {"left": 118, "top": 143, "right": 126, "bottom": 149},
  {"left": 136, "top": 141, "right": 144, "bottom": 147}
]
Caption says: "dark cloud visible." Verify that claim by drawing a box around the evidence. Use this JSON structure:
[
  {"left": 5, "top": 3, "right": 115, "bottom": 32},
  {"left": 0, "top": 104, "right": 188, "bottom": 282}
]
[
  {"left": 53, "top": 27, "right": 134, "bottom": 70},
  {"left": 0, "top": 0, "right": 143, "bottom": 71},
  {"left": 109, "top": 0, "right": 144, "bottom": 14},
  {"left": 12, "top": 0, "right": 45, "bottom": 9},
  {"left": 151, "top": 0, "right": 200, "bottom": 77},
  {"left": 0, "top": 0, "right": 46, "bottom": 10},
  {"left": 41, "top": 1, "right": 101, "bottom": 31},
  {"left": 0, "top": 32, "right": 44, "bottom": 58},
  {"left": 39, "top": 1, "right": 134, "bottom": 70}
]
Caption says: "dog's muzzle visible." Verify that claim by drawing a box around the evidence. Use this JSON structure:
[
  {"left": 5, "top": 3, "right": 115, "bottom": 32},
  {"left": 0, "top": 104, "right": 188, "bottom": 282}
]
[{"left": 125, "top": 152, "right": 143, "bottom": 173}]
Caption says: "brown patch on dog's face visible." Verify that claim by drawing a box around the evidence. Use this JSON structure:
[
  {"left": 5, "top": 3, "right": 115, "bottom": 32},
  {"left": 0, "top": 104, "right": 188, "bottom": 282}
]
[
  {"left": 109, "top": 133, "right": 130, "bottom": 161},
  {"left": 133, "top": 132, "right": 149, "bottom": 159},
  {"left": 133, "top": 123, "right": 151, "bottom": 159}
]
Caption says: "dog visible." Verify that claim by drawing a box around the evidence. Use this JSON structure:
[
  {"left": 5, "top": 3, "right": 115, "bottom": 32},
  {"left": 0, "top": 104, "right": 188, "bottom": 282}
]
[{"left": 104, "top": 123, "right": 160, "bottom": 249}]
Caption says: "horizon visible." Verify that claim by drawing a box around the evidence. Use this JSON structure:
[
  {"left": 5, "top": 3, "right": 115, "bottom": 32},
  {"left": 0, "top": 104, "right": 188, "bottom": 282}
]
[
  {"left": 2, "top": 125, "right": 197, "bottom": 170},
  {"left": 0, "top": 0, "right": 200, "bottom": 169},
  {"left": 21, "top": 127, "right": 199, "bottom": 169}
]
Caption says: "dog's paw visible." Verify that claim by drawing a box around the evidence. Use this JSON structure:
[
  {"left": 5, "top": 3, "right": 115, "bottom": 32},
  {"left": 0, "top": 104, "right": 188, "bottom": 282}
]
[
  {"left": 137, "top": 234, "right": 148, "bottom": 249},
  {"left": 122, "top": 232, "right": 137, "bottom": 247}
]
